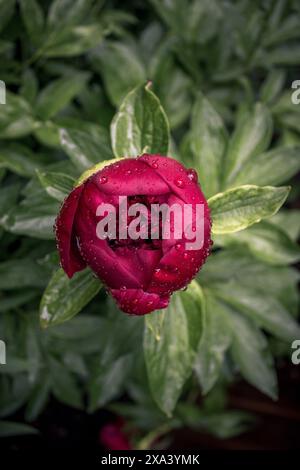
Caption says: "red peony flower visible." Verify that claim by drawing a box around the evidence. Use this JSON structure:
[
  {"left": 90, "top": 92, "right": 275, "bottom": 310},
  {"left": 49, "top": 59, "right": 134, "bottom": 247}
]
[
  {"left": 99, "top": 422, "right": 132, "bottom": 450},
  {"left": 55, "top": 154, "right": 211, "bottom": 315}
]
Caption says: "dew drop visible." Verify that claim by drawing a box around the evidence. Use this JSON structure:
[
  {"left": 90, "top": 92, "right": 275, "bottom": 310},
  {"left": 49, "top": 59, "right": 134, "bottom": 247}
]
[
  {"left": 120, "top": 285, "right": 127, "bottom": 291},
  {"left": 154, "top": 268, "right": 161, "bottom": 278},
  {"left": 187, "top": 168, "right": 198, "bottom": 183},
  {"left": 99, "top": 176, "right": 108, "bottom": 184},
  {"left": 183, "top": 252, "right": 189, "bottom": 259},
  {"left": 174, "top": 178, "right": 185, "bottom": 188},
  {"left": 151, "top": 160, "right": 158, "bottom": 169},
  {"left": 175, "top": 243, "right": 182, "bottom": 251}
]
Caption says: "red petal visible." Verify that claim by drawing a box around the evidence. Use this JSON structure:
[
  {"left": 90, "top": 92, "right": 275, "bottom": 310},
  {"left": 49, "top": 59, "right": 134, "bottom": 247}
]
[
  {"left": 55, "top": 185, "right": 86, "bottom": 278},
  {"left": 110, "top": 288, "right": 170, "bottom": 315},
  {"left": 90, "top": 158, "right": 170, "bottom": 196}
]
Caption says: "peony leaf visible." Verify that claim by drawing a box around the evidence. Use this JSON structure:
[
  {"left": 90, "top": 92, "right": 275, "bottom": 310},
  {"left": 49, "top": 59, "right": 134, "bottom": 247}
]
[
  {"left": 60, "top": 126, "right": 112, "bottom": 172},
  {"left": 90, "top": 41, "right": 146, "bottom": 106},
  {"left": 48, "top": 358, "right": 82, "bottom": 409},
  {"left": 215, "top": 221, "right": 300, "bottom": 265},
  {"left": 19, "top": 0, "right": 45, "bottom": 45},
  {"left": 144, "top": 288, "right": 201, "bottom": 416},
  {"left": 200, "top": 247, "right": 300, "bottom": 315},
  {"left": 190, "top": 94, "right": 227, "bottom": 198},
  {"left": 0, "top": 92, "right": 34, "bottom": 139},
  {"left": 212, "top": 282, "right": 300, "bottom": 342},
  {"left": 228, "top": 146, "right": 300, "bottom": 187},
  {"left": 0, "top": 0, "right": 16, "bottom": 33},
  {"left": 227, "top": 308, "right": 278, "bottom": 400},
  {"left": 223, "top": 103, "right": 273, "bottom": 187},
  {"left": 209, "top": 185, "right": 289, "bottom": 234},
  {"left": 111, "top": 82, "right": 170, "bottom": 158},
  {"left": 36, "top": 73, "right": 89, "bottom": 120},
  {"left": 193, "top": 290, "right": 232, "bottom": 395},
  {"left": 40, "top": 268, "right": 101, "bottom": 328},
  {"left": 37, "top": 171, "right": 75, "bottom": 201},
  {"left": 0, "top": 421, "right": 38, "bottom": 437}
]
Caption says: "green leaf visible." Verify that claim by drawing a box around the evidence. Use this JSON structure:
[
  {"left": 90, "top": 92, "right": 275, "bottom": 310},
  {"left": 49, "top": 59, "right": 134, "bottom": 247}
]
[
  {"left": 0, "top": 0, "right": 16, "bottom": 33},
  {"left": 267, "top": 45, "right": 300, "bottom": 66},
  {"left": 111, "top": 83, "right": 170, "bottom": 158},
  {"left": 260, "top": 69, "right": 285, "bottom": 104},
  {"left": 190, "top": 94, "right": 227, "bottom": 198},
  {"left": 25, "top": 377, "right": 50, "bottom": 422},
  {"left": 47, "top": 316, "right": 105, "bottom": 340},
  {"left": 229, "top": 147, "right": 300, "bottom": 187},
  {"left": 144, "top": 292, "right": 201, "bottom": 416},
  {"left": 0, "top": 421, "right": 38, "bottom": 437},
  {"left": 215, "top": 221, "right": 300, "bottom": 265},
  {"left": 36, "top": 73, "right": 89, "bottom": 120},
  {"left": 47, "top": 0, "right": 93, "bottom": 31},
  {"left": 34, "top": 117, "right": 101, "bottom": 148},
  {"left": 223, "top": 103, "right": 273, "bottom": 187},
  {"left": 177, "top": 403, "right": 255, "bottom": 439},
  {"left": 227, "top": 309, "right": 278, "bottom": 399},
  {"left": 60, "top": 126, "right": 112, "bottom": 172},
  {"left": 91, "top": 41, "right": 146, "bottom": 106},
  {"left": 212, "top": 282, "right": 300, "bottom": 342},
  {"left": 0, "top": 92, "right": 34, "bottom": 139},
  {"left": 152, "top": 51, "right": 192, "bottom": 129},
  {"left": 194, "top": 291, "right": 232, "bottom": 394},
  {"left": 89, "top": 354, "right": 132, "bottom": 411},
  {"left": 0, "top": 290, "right": 39, "bottom": 313},
  {"left": 0, "top": 358, "right": 30, "bottom": 374},
  {"left": 2, "top": 187, "right": 59, "bottom": 240},
  {"left": 43, "top": 24, "right": 106, "bottom": 58},
  {"left": 200, "top": 247, "right": 299, "bottom": 315},
  {"left": 209, "top": 185, "right": 289, "bottom": 234},
  {"left": 0, "top": 183, "right": 20, "bottom": 220},
  {"left": 0, "top": 144, "right": 47, "bottom": 177},
  {"left": 49, "top": 358, "right": 82, "bottom": 408},
  {"left": 20, "top": 69, "right": 39, "bottom": 106},
  {"left": 40, "top": 268, "right": 101, "bottom": 328},
  {"left": 20, "top": 0, "right": 45, "bottom": 45},
  {"left": 0, "top": 258, "right": 49, "bottom": 290},
  {"left": 37, "top": 171, "right": 75, "bottom": 202},
  {"left": 270, "top": 209, "right": 300, "bottom": 241}
]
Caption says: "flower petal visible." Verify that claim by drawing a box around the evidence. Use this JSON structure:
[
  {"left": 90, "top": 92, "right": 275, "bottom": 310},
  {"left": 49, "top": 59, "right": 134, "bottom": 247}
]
[{"left": 55, "top": 184, "right": 86, "bottom": 278}]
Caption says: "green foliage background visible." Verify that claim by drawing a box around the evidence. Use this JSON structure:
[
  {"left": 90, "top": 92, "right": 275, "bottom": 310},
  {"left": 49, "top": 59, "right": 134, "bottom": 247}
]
[{"left": 0, "top": 0, "right": 300, "bottom": 445}]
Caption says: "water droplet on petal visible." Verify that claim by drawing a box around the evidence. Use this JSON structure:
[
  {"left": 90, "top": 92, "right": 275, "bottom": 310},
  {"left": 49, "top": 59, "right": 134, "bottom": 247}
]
[
  {"left": 187, "top": 168, "right": 198, "bottom": 182},
  {"left": 151, "top": 160, "right": 158, "bottom": 169},
  {"left": 174, "top": 178, "right": 185, "bottom": 188},
  {"left": 175, "top": 243, "right": 182, "bottom": 251},
  {"left": 183, "top": 252, "right": 189, "bottom": 259},
  {"left": 99, "top": 176, "right": 108, "bottom": 184},
  {"left": 120, "top": 286, "right": 127, "bottom": 291}
]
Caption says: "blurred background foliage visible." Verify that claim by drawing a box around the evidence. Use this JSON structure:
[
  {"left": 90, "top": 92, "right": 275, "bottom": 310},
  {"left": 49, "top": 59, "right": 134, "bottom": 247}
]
[{"left": 0, "top": 0, "right": 300, "bottom": 449}]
